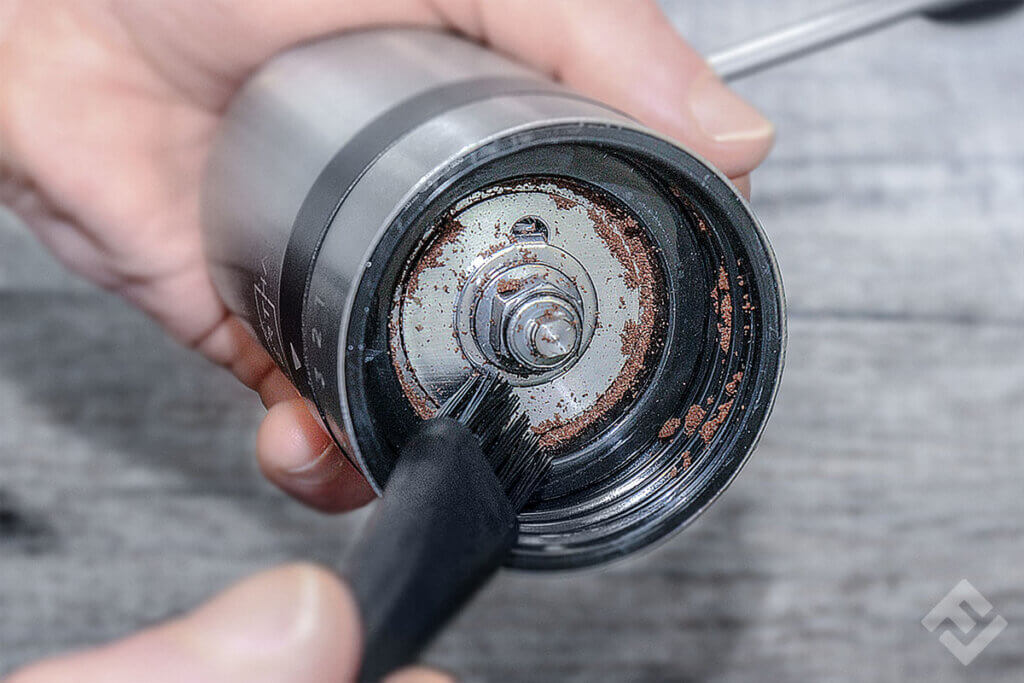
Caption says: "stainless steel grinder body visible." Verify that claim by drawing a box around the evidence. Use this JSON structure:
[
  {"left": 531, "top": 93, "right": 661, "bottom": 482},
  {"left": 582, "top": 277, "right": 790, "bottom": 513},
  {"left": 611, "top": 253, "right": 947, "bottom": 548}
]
[{"left": 202, "top": 29, "right": 785, "bottom": 569}]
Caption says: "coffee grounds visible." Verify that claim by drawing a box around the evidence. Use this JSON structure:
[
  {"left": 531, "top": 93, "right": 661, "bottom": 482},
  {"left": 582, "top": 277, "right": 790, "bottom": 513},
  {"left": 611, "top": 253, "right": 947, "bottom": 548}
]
[
  {"left": 667, "top": 450, "right": 692, "bottom": 479},
  {"left": 496, "top": 277, "right": 527, "bottom": 294},
  {"left": 715, "top": 266, "right": 733, "bottom": 354},
  {"left": 699, "top": 400, "right": 733, "bottom": 444},
  {"left": 683, "top": 404, "right": 706, "bottom": 435},
  {"left": 725, "top": 371, "right": 744, "bottom": 396},
  {"left": 717, "top": 266, "right": 730, "bottom": 292},
  {"left": 403, "top": 215, "right": 465, "bottom": 304},
  {"left": 658, "top": 417, "right": 682, "bottom": 440}
]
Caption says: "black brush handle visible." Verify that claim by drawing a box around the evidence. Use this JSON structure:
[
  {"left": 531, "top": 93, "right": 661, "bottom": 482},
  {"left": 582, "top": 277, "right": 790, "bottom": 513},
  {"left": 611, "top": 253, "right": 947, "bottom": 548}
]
[{"left": 344, "top": 418, "right": 519, "bottom": 682}]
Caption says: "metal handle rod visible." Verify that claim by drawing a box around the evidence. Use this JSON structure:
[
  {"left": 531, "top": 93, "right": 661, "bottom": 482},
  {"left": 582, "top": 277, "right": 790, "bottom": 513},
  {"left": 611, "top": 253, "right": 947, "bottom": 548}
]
[{"left": 708, "top": 0, "right": 963, "bottom": 81}]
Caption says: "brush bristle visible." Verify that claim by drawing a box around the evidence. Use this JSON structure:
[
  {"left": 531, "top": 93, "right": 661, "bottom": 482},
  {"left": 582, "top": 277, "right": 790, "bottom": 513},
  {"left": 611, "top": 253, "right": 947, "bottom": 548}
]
[{"left": 435, "top": 372, "right": 550, "bottom": 511}]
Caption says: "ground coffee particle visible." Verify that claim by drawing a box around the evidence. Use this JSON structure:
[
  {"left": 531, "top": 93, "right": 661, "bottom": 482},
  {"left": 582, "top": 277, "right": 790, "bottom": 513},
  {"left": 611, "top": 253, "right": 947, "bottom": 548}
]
[
  {"left": 684, "top": 404, "right": 706, "bottom": 435},
  {"left": 403, "top": 215, "right": 465, "bottom": 301},
  {"left": 658, "top": 417, "right": 682, "bottom": 439},
  {"left": 715, "top": 265, "right": 733, "bottom": 354},
  {"left": 699, "top": 400, "right": 733, "bottom": 444},
  {"left": 496, "top": 277, "right": 526, "bottom": 294},
  {"left": 725, "top": 371, "right": 744, "bottom": 396},
  {"left": 717, "top": 266, "right": 730, "bottom": 292}
]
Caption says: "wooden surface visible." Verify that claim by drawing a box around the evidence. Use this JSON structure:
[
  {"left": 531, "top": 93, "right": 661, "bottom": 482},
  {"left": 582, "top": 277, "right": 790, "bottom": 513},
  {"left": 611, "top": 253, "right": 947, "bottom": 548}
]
[{"left": 2, "top": 1, "right": 1022, "bottom": 680}]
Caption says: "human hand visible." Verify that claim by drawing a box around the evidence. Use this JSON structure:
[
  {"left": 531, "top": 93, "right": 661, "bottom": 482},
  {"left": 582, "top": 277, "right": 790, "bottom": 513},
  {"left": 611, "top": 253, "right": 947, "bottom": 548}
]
[
  {"left": 0, "top": 0, "right": 773, "bottom": 511},
  {"left": 6, "top": 563, "right": 451, "bottom": 682}
]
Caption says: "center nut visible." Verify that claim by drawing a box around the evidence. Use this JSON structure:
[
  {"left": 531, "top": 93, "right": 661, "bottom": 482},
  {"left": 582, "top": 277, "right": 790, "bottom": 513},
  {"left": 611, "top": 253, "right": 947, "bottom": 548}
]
[
  {"left": 485, "top": 271, "right": 583, "bottom": 372},
  {"left": 457, "top": 217, "right": 598, "bottom": 385},
  {"left": 510, "top": 298, "right": 579, "bottom": 366}
]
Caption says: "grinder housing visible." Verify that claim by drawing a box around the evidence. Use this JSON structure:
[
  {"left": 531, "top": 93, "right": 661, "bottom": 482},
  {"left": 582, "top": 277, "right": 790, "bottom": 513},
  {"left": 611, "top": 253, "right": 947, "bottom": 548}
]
[{"left": 202, "top": 29, "right": 785, "bottom": 569}]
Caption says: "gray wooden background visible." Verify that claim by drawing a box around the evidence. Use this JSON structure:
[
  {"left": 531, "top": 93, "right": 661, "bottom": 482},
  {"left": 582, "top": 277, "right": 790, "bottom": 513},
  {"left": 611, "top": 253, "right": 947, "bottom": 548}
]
[{"left": 2, "top": 1, "right": 1022, "bottom": 680}]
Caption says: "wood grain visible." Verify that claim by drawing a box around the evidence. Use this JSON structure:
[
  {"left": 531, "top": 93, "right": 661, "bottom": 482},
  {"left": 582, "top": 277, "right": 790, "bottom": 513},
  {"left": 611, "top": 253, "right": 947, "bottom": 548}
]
[{"left": 2, "top": 1, "right": 1023, "bottom": 680}]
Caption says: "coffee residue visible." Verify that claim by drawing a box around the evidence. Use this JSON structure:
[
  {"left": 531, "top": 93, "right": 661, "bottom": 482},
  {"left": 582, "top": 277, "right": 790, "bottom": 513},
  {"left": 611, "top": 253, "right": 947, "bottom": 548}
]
[
  {"left": 390, "top": 214, "right": 468, "bottom": 418},
  {"left": 699, "top": 400, "right": 733, "bottom": 444},
  {"left": 496, "top": 277, "right": 526, "bottom": 294},
  {"left": 725, "top": 371, "right": 744, "bottom": 396},
  {"left": 713, "top": 265, "right": 733, "bottom": 354},
  {"left": 683, "top": 404, "right": 706, "bottom": 435},
  {"left": 403, "top": 216, "right": 465, "bottom": 303},
  {"left": 717, "top": 266, "right": 730, "bottom": 292},
  {"left": 658, "top": 417, "right": 682, "bottom": 440}
]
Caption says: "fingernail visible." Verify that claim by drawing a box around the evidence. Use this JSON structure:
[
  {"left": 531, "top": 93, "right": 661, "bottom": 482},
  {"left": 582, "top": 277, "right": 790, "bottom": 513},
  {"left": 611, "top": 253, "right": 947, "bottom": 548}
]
[
  {"left": 285, "top": 441, "right": 343, "bottom": 479},
  {"left": 180, "top": 565, "right": 323, "bottom": 660},
  {"left": 385, "top": 667, "right": 458, "bottom": 683},
  {"left": 689, "top": 71, "right": 774, "bottom": 144}
]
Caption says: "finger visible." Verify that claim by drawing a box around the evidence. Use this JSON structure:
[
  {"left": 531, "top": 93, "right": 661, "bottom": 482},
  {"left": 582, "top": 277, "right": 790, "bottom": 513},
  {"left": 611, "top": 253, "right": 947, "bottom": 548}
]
[
  {"left": 190, "top": 313, "right": 298, "bottom": 407},
  {"left": 440, "top": 0, "right": 774, "bottom": 178},
  {"left": 8, "top": 564, "right": 362, "bottom": 683},
  {"left": 198, "top": 313, "right": 376, "bottom": 513},
  {"left": 385, "top": 667, "right": 456, "bottom": 683},
  {"left": 258, "top": 398, "right": 376, "bottom": 513}
]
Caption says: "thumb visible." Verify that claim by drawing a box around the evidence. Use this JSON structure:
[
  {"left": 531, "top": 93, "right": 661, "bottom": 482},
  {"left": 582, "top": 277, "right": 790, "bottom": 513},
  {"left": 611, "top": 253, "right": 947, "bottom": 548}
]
[
  {"left": 454, "top": 0, "right": 776, "bottom": 179},
  {"left": 6, "top": 563, "right": 452, "bottom": 683}
]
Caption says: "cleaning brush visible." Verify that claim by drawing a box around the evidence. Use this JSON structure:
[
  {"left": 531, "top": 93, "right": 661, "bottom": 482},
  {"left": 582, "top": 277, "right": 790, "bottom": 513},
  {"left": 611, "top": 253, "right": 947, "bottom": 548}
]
[{"left": 342, "top": 372, "right": 550, "bottom": 681}]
